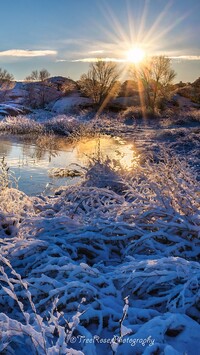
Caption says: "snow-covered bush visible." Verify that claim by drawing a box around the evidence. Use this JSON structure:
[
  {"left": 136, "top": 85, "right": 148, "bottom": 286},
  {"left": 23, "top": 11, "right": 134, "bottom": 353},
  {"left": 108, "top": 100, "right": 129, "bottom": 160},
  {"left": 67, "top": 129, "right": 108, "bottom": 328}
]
[
  {"left": 44, "top": 116, "right": 93, "bottom": 139},
  {"left": 0, "top": 157, "right": 19, "bottom": 192},
  {"left": 0, "top": 256, "right": 85, "bottom": 355},
  {"left": 0, "top": 148, "right": 199, "bottom": 354},
  {"left": 0, "top": 114, "right": 97, "bottom": 139},
  {"left": 0, "top": 115, "right": 43, "bottom": 134}
]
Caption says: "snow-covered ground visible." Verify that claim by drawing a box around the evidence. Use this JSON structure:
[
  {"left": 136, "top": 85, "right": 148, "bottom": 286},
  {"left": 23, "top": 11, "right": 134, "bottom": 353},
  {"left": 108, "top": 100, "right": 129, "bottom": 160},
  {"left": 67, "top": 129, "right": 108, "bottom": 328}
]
[
  {"left": 0, "top": 139, "right": 200, "bottom": 354},
  {"left": 0, "top": 99, "right": 200, "bottom": 354}
]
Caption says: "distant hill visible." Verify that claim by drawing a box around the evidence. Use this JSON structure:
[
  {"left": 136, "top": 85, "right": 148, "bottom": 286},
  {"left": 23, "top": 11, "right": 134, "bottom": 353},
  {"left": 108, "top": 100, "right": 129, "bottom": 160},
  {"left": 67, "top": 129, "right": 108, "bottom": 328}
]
[
  {"left": 0, "top": 76, "right": 79, "bottom": 115},
  {"left": 47, "top": 76, "right": 78, "bottom": 93}
]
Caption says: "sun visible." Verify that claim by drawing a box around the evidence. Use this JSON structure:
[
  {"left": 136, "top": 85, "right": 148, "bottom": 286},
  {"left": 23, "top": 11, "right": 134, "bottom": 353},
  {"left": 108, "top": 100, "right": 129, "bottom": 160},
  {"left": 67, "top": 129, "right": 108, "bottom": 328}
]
[{"left": 126, "top": 47, "right": 145, "bottom": 64}]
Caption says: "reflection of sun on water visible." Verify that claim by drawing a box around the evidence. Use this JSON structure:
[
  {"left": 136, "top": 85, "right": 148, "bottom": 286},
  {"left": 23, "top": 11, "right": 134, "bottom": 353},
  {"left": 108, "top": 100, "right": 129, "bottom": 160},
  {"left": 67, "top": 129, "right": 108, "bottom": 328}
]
[
  {"left": 0, "top": 136, "right": 140, "bottom": 196},
  {"left": 1, "top": 136, "right": 139, "bottom": 171},
  {"left": 75, "top": 136, "right": 139, "bottom": 170}
]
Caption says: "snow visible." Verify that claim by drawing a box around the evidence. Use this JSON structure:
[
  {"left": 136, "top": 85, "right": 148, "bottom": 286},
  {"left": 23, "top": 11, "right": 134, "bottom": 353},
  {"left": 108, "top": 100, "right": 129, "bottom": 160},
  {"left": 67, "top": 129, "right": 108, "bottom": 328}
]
[
  {"left": 0, "top": 103, "right": 28, "bottom": 117},
  {"left": 118, "top": 314, "right": 200, "bottom": 355},
  {"left": 0, "top": 123, "right": 200, "bottom": 353},
  {"left": 48, "top": 94, "right": 92, "bottom": 114},
  {"left": 0, "top": 106, "right": 200, "bottom": 355}
]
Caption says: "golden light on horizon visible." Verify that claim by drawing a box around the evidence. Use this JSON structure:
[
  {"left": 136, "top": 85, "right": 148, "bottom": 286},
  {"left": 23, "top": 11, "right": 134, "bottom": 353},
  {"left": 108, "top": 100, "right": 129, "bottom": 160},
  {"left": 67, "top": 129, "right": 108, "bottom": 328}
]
[{"left": 126, "top": 47, "right": 145, "bottom": 64}]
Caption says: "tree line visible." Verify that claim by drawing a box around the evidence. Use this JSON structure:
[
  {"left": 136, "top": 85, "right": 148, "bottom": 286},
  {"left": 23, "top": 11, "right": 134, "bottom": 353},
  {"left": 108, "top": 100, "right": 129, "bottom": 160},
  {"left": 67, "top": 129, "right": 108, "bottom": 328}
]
[{"left": 0, "top": 56, "right": 176, "bottom": 113}]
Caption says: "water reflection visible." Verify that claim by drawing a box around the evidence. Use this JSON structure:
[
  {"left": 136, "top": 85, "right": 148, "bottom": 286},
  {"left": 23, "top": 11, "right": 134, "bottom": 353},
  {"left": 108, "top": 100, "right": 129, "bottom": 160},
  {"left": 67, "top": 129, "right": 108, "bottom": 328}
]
[{"left": 0, "top": 135, "right": 138, "bottom": 195}]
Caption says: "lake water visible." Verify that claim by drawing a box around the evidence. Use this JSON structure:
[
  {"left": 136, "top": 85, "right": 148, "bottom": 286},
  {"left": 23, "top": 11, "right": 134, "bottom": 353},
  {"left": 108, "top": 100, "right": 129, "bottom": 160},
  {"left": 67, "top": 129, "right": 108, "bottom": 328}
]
[{"left": 0, "top": 135, "right": 137, "bottom": 196}]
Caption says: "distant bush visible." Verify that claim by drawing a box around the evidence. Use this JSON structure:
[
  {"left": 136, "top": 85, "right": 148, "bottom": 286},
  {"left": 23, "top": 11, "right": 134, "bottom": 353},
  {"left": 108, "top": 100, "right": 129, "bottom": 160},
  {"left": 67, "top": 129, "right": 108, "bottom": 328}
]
[
  {"left": 106, "top": 102, "right": 127, "bottom": 112},
  {"left": 0, "top": 68, "right": 15, "bottom": 103},
  {"left": 121, "top": 106, "right": 161, "bottom": 121},
  {"left": 119, "top": 80, "right": 138, "bottom": 97},
  {"left": 121, "top": 106, "right": 143, "bottom": 120}
]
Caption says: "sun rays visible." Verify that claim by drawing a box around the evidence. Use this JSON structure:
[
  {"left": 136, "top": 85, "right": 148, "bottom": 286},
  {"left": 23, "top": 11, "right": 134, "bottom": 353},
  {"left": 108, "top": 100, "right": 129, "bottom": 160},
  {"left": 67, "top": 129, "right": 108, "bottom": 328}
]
[
  {"left": 84, "top": 0, "right": 189, "bottom": 117},
  {"left": 88, "top": 0, "right": 189, "bottom": 63}
]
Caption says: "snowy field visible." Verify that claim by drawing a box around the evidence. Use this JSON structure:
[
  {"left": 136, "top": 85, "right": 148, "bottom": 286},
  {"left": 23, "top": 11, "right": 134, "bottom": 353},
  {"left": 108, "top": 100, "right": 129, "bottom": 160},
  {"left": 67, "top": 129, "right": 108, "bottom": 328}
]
[{"left": 0, "top": 113, "right": 200, "bottom": 354}]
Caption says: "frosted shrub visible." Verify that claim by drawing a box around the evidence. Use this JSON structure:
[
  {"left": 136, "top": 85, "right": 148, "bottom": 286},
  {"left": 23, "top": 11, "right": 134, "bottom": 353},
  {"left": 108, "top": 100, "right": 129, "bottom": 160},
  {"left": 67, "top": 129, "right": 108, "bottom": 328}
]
[
  {"left": 0, "top": 157, "right": 18, "bottom": 191},
  {"left": 84, "top": 154, "right": 125, "bottom": 191},
  {"left": 44, "top": 115, "right": 94, "bottom": 139},
  {"left": 0, "top": 115, "right": 43, "bottom": 134},
  {"left": 125, "top": 149, "right": 199, "bottom": 217},
  {"left": 0, "top": 114, "right": 95, "bottom": 138},
  {"left": 0, "top": 256, "right": 85, "bottom": 355}
]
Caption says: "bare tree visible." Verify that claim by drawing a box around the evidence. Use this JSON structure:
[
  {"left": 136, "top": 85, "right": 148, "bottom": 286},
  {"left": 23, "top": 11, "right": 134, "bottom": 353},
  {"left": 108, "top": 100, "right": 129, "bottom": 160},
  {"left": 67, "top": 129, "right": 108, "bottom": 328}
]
[
  {"left": 25, "top": 69, "right": 50, "bottom": 108},
  {"left": 131, "top": 56, "right": 176, "bottom": 113},
  {"left": 79, "top": 60, "right": 120, "bottom": 108},
  {"left": 0, "top": 68, "right": 14, "bottom": 102},
  {"left": 25, "top": 69, "right": 50, "bottom": 82}
]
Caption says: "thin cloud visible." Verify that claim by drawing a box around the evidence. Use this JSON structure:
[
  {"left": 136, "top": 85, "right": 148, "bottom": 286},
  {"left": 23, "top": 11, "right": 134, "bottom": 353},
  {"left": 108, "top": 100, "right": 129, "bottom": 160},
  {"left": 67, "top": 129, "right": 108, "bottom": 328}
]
[
  {"left": 56, "top": 59, "right": 68, "bottom": 62},
  {"left": 72, "top": 57, "right": 125, "bottom": 63},
  {"left": 89, "top": 50, "right": 105, "bottom": 54},
  {"left": 0, "top": 49, "right": 57, "bottom": 57},
  {"left": 60, "top": 54, "right": 200, "bottom": 64},
  {"left": 169, "top": 55, "right": 200, "bottom": 60}
]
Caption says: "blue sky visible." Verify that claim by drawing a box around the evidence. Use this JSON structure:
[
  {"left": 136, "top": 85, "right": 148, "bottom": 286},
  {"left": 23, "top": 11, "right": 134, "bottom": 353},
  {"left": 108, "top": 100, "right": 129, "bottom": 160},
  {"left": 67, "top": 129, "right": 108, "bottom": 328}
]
[{"left": 0, "top": 0, "right": 199, "bottom": 82}]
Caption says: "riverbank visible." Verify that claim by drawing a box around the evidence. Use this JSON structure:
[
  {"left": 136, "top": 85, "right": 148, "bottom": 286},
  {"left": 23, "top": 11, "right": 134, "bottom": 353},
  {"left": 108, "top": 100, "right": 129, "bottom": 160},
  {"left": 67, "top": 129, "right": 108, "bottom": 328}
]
[{"left": 1, "top": 110, "right": 199, "bottom": 177}]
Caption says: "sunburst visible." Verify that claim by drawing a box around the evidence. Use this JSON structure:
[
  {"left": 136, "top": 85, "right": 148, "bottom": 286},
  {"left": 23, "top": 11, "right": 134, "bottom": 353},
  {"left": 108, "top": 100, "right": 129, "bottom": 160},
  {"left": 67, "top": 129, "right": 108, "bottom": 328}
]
[{"left": 126, "top": 47, "right": 145, "bottom": 64}]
